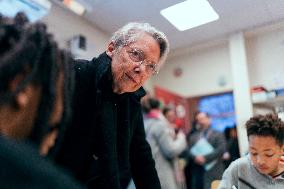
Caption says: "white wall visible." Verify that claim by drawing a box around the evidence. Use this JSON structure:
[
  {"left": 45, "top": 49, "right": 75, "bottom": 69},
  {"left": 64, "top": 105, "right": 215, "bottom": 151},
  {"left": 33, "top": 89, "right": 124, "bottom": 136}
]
[
  {"left": 246, "top": 23, "right": 284, "bottom": 90},
  {"left": 42, "top": 4, "right": 284, "bottom": 97},
  {"left": 153, "top": 43, "right": 233, "bottom": 97},
  {"left": 152, "top": 21, "right": 284, "bottom": 98},
  {"left": 42, "top": 3, "right": 109, "bottom": 60}
]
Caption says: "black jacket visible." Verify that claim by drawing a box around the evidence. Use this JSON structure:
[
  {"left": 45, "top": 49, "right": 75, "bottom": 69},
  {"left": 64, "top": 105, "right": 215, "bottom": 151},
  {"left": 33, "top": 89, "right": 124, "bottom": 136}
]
[
  {"left": 56, "top": 52, "right": 161, "bottom": 189},
  {"left": 0, "top": 136, "right": 85, "bottom": 189}
]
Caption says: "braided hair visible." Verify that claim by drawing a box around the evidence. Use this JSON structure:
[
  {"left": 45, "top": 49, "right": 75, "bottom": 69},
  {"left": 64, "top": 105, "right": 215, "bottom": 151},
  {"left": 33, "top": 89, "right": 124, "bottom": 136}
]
[
  {"left": 48, "top": 49, "right": 75, "bottom": 158},
  {"left": 0, "top": 13, "right": 75, "bottom": 149}
]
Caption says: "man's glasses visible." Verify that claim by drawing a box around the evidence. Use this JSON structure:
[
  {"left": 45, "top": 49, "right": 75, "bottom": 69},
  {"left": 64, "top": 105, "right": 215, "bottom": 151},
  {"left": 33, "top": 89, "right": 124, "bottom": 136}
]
[{"left": 125, "top": 47, "right": 158, "bottom": 74}]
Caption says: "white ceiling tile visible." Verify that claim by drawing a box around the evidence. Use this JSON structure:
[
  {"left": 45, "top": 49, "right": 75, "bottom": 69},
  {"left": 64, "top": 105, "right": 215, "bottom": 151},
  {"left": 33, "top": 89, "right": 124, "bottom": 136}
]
[{"left": 72, "top": 0, "right": 284, "bottom": 50}]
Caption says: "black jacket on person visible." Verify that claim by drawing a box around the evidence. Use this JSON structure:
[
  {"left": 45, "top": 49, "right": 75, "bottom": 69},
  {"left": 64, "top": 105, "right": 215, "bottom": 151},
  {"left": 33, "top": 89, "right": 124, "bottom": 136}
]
[
  {"left": 55, "top": 52, "right": 161, "bottom": 189},
  {"left": 0, "top": 136, "right": 85, "bottom": 189}
]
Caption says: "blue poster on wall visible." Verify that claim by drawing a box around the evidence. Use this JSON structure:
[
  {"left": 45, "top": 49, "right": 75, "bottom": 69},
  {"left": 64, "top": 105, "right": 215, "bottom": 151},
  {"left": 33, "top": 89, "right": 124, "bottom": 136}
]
[{"left": 198, "top": 93, "right": 236, "bottom": 132}]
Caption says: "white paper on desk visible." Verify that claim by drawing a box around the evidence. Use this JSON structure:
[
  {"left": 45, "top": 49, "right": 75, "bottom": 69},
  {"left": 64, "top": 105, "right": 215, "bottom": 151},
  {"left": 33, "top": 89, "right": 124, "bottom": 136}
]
[{"left": 190, "top": 138, "right": 217, "bottom": 171}]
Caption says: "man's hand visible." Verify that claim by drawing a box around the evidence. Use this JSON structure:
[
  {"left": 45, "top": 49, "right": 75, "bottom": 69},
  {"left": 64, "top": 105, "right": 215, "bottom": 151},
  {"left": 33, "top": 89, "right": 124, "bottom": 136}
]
[{"left": 194, "top": 155, "right": 206, "bottom": 165}]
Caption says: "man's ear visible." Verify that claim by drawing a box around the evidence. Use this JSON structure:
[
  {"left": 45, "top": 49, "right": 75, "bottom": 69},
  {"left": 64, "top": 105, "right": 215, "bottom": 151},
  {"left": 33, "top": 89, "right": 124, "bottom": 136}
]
[
  {"left": 9, "top": 75, "right": 30, "bottom": 109},
  {"left": 279, "top": 144, "right": 284, "bottom": 160},
  {"left": 106, "top": 41, "right": 115, "bottom": 57},
  {"left": 281, "top": 144, "right": 284, "bottom": 154},
  {"left": 16, "top": 91, "right": 30, "bottom": 108}
]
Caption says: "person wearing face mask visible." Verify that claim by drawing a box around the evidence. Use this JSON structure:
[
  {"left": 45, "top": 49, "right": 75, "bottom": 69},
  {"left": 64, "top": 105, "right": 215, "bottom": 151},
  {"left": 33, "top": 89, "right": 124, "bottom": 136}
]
[
  {"left": 0, "top": 13, "right": 84, "bottom": 189},
  {"left": 55, "top": 22, "right": 170, "bottom": 189},
  {"left": 218, "top": 114, "right": 284, "bottom": 189}
]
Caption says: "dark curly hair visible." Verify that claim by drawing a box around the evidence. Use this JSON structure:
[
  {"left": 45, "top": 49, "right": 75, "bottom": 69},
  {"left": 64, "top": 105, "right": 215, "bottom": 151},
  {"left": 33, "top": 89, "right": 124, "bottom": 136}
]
[
  {"left": 246, "top": 114, "right": 284, "bottom": 146},
  {"left": 0, "top": 13, "right": 75, "bottom": 150},
  {"left": 148, "top": 97, "right": 160, "bottom": 110},
  {"left": 162, "top": 106, "right": 172, "bottom": 116}
]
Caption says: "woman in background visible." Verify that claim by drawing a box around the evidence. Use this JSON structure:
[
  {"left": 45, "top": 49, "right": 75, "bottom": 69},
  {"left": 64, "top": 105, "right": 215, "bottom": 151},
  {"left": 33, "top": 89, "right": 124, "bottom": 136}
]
[{"left": 144, "top": 97, "right": 187, "bottom": 189}]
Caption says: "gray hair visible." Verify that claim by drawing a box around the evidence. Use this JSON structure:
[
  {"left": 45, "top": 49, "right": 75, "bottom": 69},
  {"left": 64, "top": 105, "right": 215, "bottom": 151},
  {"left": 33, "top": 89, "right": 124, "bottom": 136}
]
[{"left": 110, "top": 22, "right": 169, "bottom": 66}]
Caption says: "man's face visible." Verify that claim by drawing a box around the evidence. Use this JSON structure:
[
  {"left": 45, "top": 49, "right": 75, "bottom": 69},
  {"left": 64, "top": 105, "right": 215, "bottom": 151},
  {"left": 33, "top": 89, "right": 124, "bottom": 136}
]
[
  {"left": 249, "top": 135, "right": 284, "bottom": 176},
  {"left": 107, "top": 32, "right": 161, "bottom": 94},
  {"left": 196, "top": 112, "right": 211, "bottom": 129},
  {"left": 165, "top": 110, "right": 176, "bottom": 124}
]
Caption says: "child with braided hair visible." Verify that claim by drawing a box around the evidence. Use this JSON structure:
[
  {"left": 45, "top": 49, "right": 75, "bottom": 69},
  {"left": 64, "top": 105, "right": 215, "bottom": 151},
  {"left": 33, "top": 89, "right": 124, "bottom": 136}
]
[{"left": 0, "top": 13, "right": 84, "bottom": 188}]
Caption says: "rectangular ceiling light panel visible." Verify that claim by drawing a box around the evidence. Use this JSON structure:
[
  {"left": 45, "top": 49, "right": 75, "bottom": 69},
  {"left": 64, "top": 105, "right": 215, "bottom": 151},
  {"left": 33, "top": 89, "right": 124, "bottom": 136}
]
[{"left": 161, "top": 0, "right": 219, "bottom": 31}]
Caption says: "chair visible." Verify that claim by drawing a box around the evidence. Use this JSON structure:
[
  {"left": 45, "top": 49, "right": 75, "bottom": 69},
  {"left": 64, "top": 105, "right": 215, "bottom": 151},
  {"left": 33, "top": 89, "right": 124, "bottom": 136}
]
[{"left": 211, "top": 180, "right": 221, "bottom": 189}]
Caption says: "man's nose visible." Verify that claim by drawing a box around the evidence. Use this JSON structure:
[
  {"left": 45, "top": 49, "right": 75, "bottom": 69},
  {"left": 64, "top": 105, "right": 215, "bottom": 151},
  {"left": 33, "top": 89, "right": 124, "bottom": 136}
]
[
  {"left": 134, "top": 61, "right": 146, "bottom": 72},
  {"left": 256, "top": 156, "right": 265, "bottom": 165}
]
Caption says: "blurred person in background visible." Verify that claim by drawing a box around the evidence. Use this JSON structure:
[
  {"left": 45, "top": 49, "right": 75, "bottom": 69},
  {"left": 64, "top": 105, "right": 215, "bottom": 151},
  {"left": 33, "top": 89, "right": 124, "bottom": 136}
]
[
  {"left": 163, "top": 106, "right": 188, "bottom": 189},
  {"left": 0, "top": 13, "right": 83, "bottom": 188},
  {"left": 163, "top": 106, "right": 178, "bottom": 130},
  {"left": 186, "top": 112, "right": 226, "bottom": 189},
  {"left": 223, "top": 126, "right": 240, "bottom": 168},
  {"left": 141, "top": 90, "right": 152, "bottom": 116},
  {"left": 144, "top": 97, "right": 187, "bottom": 189},
  {"left": 184, "top": 111, "right": 204, "bottom": 189}
]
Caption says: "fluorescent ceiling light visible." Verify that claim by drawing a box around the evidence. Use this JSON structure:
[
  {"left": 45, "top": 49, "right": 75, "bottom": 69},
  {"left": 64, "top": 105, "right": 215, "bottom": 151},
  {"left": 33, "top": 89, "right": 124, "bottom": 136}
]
[
  {"left": 160, "top": 0, "right": 219, "bottom": 31},
  {"left": 62, "top": 0, "right": 85, "bottom": 15}
]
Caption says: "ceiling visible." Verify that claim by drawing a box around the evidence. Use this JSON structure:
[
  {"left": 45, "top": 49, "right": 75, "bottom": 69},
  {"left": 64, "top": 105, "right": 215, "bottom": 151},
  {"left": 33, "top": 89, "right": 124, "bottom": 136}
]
[{"left": 78, "top": 0, "right": 284, "bottom": 51}]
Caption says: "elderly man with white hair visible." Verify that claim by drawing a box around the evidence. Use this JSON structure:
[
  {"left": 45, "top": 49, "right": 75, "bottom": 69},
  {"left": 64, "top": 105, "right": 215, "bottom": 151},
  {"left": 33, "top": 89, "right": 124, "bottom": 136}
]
[{"left": 56, "top": 22, "right": 170, "bottom": 189}]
